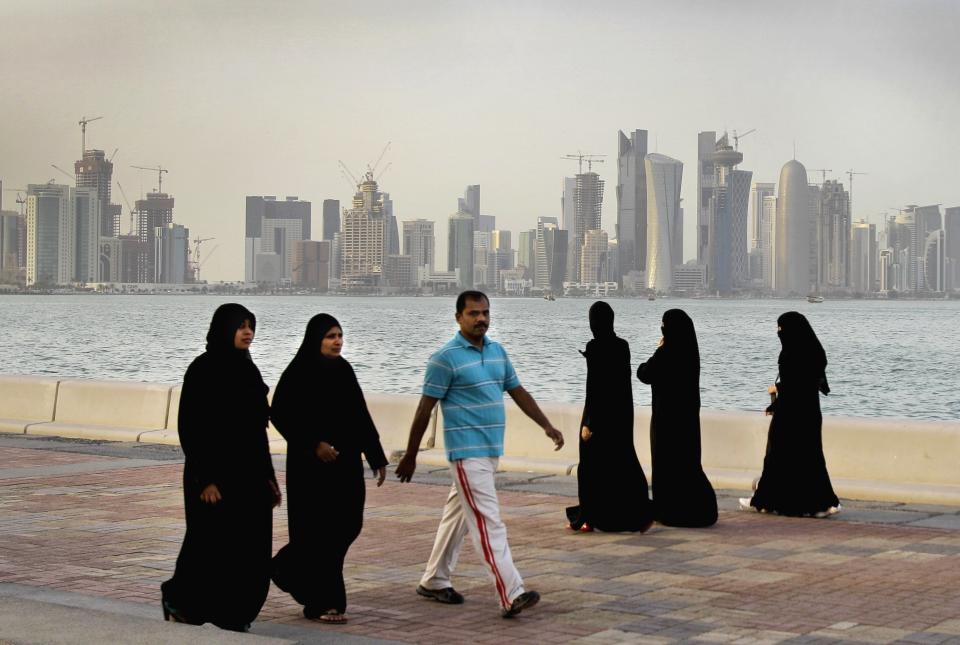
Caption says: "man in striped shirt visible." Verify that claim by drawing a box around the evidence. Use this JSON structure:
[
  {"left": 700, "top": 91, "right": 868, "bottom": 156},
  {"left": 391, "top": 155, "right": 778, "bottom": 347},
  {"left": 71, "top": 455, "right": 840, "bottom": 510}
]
[{"left": 396, "top": 290, "right": 564, "bottom": 618}]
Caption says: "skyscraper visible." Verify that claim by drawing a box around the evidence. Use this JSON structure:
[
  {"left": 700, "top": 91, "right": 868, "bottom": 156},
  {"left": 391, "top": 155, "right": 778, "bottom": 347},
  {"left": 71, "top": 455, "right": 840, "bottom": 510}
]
[
  {"left": 292, "top": 240, "right": 330, "bottom": 289},
  {"left": 760, "top": 194, "right": 777, "bottom": 288},
  {"left": 850, "top": 220, "right": 877, "bottom": 293},
  {"left": 816, "top": 180, "right": 851, "bottom": 289},
  {"left": 569, "top": 172, "right": 604, "bottom": 284},
  {"left": 644, "top": 153, "right": 683, "bottom": 292},
  {"left": 617, "top": 129, "right": 648, "bottom": 280},
  {"left": 458, "top": 185, "right": 480, "bottom": 221},
  {"left": 749, "top": 182, "right": 776, "bottom": 251},
  {"left": 135, "top": 192, "right": 174, "bottom": 283},
  {"left": 697, "top": 131, "right": 718, "bottom": 266},
  {"left": 73, "top": 187, "right": 100, "bottom": 283},
  {"left": 580, "top": 229, "right": 609, "bottom": 284},
  {"left": 517, "top": 229, "right": 536, "bottom": 279},
  {"left": 535, "top": 216, "right": 567, "bottom": 293},
  {"left": 774, "top": 160, "right": 811, "bottom": 295},
  {"left": 945, "top": 206, "right": 960, "bottom": 290},
  {"left": 402, "top": 219, "right": 435, "bottom": 274},
  {"left": 706, "top": 135, "right": 752, "bottom": 294},
  {"left": 341, "top": 174, "right": 390, "bottom": 290},
  {"left": 0, "top": 210, "right": 21, "bottom": 277},
  {"left": 245, "top": 195, "right": 311, "bottom": 283},
  {"left": 26, "top": 183, "right": 73, "bottom": 286},
  {"left": 322, "top": 199, "right": 340, "bottom": 241},
  {"left": 74, "top": 149, "right": 118, "bottom": 237},
  {"left": 447, "top": 213, "right": 474, "bottom": 288},
  {"left": 155, "top": 223, "right": 190, "bottom": 283}
]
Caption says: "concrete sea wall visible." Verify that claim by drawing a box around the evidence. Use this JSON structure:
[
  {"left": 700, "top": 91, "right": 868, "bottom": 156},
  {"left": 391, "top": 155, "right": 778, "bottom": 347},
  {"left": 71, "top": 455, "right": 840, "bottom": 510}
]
[{"left": 1, "top": 374, "right": 957, "bottom": 505}]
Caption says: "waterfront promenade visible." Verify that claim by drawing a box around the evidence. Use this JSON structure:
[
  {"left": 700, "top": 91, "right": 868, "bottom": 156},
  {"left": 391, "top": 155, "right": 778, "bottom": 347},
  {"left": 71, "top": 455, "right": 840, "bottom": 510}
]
[{"left": 3, "top": 435, "right": 960, "bottom": 644}]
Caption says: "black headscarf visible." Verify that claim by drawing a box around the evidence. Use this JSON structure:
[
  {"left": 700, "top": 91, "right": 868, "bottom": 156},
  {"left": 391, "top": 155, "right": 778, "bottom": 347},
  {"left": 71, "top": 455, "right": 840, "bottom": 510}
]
[
  {"left": 661, "top": 308, "right": 700, "bottom": 369},
  {"left": 290, "top": 313, "right": 341, "bottom": 368},
  {"left": 777, "top": 311, "right": 829, "bottom": 393},
  {"left": 588, "top": 301, "right": 616, "bottom": 339},
  {"left": 205, "top": 303, "right": 256, "bottom": 357}
]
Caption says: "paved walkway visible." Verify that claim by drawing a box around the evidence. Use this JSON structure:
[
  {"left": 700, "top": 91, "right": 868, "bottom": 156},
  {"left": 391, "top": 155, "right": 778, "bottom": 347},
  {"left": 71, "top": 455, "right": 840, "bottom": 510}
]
[{"left": 2, "top": 435, "right": 960, "bottom": 644}]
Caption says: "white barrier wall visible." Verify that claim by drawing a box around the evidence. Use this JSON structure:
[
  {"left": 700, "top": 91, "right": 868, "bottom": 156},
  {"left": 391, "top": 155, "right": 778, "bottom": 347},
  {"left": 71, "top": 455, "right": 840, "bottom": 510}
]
[{"left": 1, "top": 375, "right": 958, "bottom": 504}]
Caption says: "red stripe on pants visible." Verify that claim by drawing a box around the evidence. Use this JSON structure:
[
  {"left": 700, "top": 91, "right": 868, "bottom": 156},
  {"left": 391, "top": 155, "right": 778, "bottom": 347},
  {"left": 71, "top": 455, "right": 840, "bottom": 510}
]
[{"left": 456, "top": 460, "right": 510, "bottom": 608}]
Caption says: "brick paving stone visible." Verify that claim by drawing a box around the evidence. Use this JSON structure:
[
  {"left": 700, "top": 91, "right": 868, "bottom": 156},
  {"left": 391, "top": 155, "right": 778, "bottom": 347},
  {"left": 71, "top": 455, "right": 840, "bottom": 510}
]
[{"left": 4, "top": 444, "right": 960, "bottom": 644}]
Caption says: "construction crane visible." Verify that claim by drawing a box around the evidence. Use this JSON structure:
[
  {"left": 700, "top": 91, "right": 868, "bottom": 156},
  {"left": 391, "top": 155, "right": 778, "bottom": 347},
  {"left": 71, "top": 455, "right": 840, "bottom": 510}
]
[
  {"left": 731, "top": 128, "right": 756, "bottom": 151},
  {"left": 368, "top": 141, "right": 392, "bottom": 176},
  {"left": 338, "top": 160, "right": 360, "bottom": 187},
  {"left": 115, "top": 181, "right": 137, "bottom": 235},
  {"left": 131, "top": 164, "right": 169, "bottom": 193},
  {"left": 375, "top": 161, "right": 392, "bottom": 183},
  {"left": 191, "top": 237, "right": 216, "bottom": 283},
  {"left": 846, "top": 169, "right": 868, "bottom": 216},
  {"left": 108, "top": 148, "right": 119, "bottom": 163},
  {"left": 192, "top": 242, "right": 218, "bottom": 283},
  {"left": 78, "top": 115, "right": 103, "bottom": 156},
  {"left": 562, "top": 152, "right": 606, "bottom": 174},
  {"left": 50, "top": 164, "right": 74, "bottom": 183},
  {"left": 3, "top": 188, "right": 28, "bottom": 216},
  {"left": 808, "top": 168, "right": 833, "bottom": 185}
]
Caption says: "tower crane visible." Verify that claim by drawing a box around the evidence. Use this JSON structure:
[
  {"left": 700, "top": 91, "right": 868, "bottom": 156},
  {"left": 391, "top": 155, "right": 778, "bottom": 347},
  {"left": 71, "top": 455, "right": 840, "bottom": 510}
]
[
  {"left": 562, "top": 152, "right": 606, "bottom": 174},
  {"left": 131, "top": 164, "right": 169, "bottom": 193},
  {"left": 368, "top": 141, "right": 392, "bottom": 176},
  {"left": 375, "top": 161, "right": 393, "bottom": 183},
  {"left": 109, "top": 148, "right": 119, "bottom": 162},
  {"left": 731, "top": 128, "right": 756, "bottom": 151},
  {"left": 846, "top": 169, "right": 868, "bottom": 216},
  {"left": 3, "top": 188, "right": 27, "bottom": 216},
  {"left": 191, "top": 237, "right": 215, "bottom": 283},
  {"left": 115, "top": 181, "right": 137, "bottom": 235},
  {"left": 51, "top": 164, "right": 74, "bottom": 183},
  {"left": 193, "top": 243, "right": 218, "bottom": 284},
  {"left": 808, "top": 168, "right": 833, "bottom": 185},
  {"left": 78, "top": 115, "right": 103, "bottom": 156},
  {"left": 338, "top": 161, "right": 360, "bottom": 188}
]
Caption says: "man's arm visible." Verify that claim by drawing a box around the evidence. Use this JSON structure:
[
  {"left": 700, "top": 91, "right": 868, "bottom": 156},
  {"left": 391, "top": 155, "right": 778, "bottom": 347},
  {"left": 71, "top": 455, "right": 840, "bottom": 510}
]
[
  {"left": 507, "top": 386, "right": 564, "bottom": 450},
  {"left": 395, "top": 395, "right": 439, "bottom": 482}
]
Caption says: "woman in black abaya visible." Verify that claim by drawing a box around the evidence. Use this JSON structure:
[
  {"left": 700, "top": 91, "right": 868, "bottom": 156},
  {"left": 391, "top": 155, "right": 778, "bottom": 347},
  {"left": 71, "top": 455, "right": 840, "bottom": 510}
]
[
  {"left": 637, "top": 309, "right": 717, "bottom": 528},
  {"left": 161, "top": 303, "right": 281, "bottom": 632},
  {"left": 566, "top": 301, "right": 654, "bottom": 533},
  {"left": 743, "top": 312, "right": 840, "bottom": 517},
  {"left": 270, "top": 314, "right": 388, "bottom": 623}
]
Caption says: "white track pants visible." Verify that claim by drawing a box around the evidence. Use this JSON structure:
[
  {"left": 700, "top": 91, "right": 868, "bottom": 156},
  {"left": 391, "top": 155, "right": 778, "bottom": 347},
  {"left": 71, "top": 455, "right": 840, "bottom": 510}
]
[{"left": 419, "top": 457, "right": 525, "bottom": 609}]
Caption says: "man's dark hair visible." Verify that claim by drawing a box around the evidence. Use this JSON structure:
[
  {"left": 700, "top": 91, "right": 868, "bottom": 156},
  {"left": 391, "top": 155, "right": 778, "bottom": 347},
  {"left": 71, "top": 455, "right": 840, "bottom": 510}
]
[{"left": 456, "top": 290, "right": 489, "bottom": 313}]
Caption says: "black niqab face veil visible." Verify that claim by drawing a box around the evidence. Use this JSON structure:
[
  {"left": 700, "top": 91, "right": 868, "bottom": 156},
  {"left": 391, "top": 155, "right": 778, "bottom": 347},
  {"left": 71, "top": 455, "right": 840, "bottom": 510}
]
[
  {"left": 661, "top": 308, "right": 700, "bottom": 365},
  {"left": 588, "top": 301, "right": 616, "bottom": 339},
  {"left": 205, "top": 303, "right": 256, "bottom": 355},
  {"left": 776, "top": 311, "right": 826, "bottom": 367},
  {"left": 293, "top": 313, "right": 341, "bottom": 364}
]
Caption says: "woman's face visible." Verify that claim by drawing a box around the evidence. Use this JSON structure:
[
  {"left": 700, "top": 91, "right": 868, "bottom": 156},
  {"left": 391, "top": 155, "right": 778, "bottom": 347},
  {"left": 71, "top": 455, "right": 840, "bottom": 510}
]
[
  {"left": 234, "top": 319, "right": 254, "bottom": 350},
  {"left": 321, "top": 326, "right": 344, "bottom": 358}
]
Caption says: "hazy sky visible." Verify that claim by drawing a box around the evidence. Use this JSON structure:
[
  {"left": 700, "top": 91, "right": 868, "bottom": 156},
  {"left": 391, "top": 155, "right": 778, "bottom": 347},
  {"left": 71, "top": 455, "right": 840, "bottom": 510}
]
[{"left": 2, "top": 0, "right": 958, "bottom": 282}]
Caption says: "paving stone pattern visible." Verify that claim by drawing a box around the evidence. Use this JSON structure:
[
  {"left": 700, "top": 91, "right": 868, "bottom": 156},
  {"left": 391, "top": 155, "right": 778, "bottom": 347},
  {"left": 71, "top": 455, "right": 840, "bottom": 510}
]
[{"left": 2, "top": 444, "right": 960, "bottom": 644}]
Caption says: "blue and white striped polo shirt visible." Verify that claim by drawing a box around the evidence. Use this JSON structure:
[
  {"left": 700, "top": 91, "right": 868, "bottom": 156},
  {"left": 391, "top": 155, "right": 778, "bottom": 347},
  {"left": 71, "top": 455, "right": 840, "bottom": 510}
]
[{"left": 423, "top": 332, "right": 521, "bottom": 461}]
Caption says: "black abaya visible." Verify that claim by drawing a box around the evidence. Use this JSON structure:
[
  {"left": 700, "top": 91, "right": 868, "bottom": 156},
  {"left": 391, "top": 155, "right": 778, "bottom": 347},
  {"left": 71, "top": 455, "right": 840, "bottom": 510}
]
[
  {"left": 161, "top": 304, "right": 277, "bottom": 630},
  {"left": 637, "top": 309, "right": 717, "bottom": 528},
  {"left": 270, "top": 314, "right": 388, "bottom": 616},
  {"left": 750, "top": 312, "right": 839, "bottom": 516},
  {"left": 566, "top": 302, "right": 654, "bottom": 532}
]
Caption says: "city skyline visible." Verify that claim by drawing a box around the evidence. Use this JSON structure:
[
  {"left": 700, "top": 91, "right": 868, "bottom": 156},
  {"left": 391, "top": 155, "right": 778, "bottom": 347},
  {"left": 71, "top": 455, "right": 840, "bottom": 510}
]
[{"left": 2, "top": 1, "right": 959, "bottom": 282}]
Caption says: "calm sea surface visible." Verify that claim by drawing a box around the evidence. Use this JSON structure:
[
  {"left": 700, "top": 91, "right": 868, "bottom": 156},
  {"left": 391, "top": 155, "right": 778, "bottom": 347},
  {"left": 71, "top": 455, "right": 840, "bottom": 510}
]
[{"left": 1, "top": 295, "right": 958, "bottom": 421}]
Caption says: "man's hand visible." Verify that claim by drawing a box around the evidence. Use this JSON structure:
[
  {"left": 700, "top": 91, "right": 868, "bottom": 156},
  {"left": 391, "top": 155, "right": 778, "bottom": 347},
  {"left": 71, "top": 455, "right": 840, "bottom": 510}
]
[
  {"left": 200, "top": 483, "right": 221, "bottom": 504},
  {"left": 580, "top": 425, "right": 592, "bottom": 442},
  {"left": 545, "top": 426, "right": 564, "bottom": 451},
  {"left": 376, "top": 466, "right": 386, "bottom": 487},
  {"left": 316, "top": 441, "right": 339, "bottom": 462},
  {"left": 395, "top": 453, "right": 417, "bottom": 483}
]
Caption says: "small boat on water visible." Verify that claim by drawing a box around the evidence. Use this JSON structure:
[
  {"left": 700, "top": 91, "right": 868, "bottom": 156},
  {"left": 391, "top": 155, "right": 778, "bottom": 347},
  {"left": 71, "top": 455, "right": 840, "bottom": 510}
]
[
  {"left": 807, "top": 295, "right": 824, "bottom": 303},
  {"left": 544, "top": 293, "right": 556, "bottom": 301},
  {"left": 647, "top": 293, "right": 656, "bottom": 301}
]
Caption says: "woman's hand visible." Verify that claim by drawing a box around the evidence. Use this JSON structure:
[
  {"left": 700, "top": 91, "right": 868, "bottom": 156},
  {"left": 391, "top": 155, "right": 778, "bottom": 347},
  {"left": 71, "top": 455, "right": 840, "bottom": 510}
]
[
  {"left": 375, "top": 466, "right": 386, "bottom": 487},
  {"left": 581, "top": 425, "right": 592, "bottom": 442},
  {"left": 316, "top": 441, "right": 339, "bottom": 462},
  {"left": 268, "top": 479, "right": 282, "bottom": 508},
  {"left": 657, "top": 336, "right": 664, "bottom": 348},
  {"left": 200, "top": 483, "right": 221, "bottom": 504}
]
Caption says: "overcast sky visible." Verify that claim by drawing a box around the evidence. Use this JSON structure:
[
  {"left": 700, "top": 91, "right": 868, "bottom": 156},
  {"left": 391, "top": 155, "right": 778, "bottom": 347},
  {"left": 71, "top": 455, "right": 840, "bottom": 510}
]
[{"left": 2, "top": 0, "right": 958, "bottom": 281}]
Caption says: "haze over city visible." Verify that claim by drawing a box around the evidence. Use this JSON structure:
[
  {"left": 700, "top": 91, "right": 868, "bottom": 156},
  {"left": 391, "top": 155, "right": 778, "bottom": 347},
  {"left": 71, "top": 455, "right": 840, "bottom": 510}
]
[{"left": 2, "top": 0, "right": 958, "bottom": 283}]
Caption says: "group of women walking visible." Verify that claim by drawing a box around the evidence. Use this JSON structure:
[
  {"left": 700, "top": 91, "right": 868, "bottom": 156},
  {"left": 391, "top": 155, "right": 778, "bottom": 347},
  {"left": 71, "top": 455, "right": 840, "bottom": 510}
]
[
  {"left": 160, "top": 300, "right": 839, "bottom": 632},
  {"left": 567, "top": 304, "right": 839, "bottom": 534},
  {"left": 161, "top": 305, "right": 387, "bottom": 631}
]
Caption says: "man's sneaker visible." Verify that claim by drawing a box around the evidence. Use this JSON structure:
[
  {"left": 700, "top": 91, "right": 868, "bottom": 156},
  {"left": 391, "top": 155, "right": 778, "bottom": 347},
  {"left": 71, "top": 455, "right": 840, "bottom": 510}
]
[
  {"left": 416, "top": 585, "right": 464, "bottom": 604},
  {"left": 501, "top": 590, "right": 540, "bottom": 618},
  {"left": 738, "top": 497, "right": 756, "bottom": 511}
]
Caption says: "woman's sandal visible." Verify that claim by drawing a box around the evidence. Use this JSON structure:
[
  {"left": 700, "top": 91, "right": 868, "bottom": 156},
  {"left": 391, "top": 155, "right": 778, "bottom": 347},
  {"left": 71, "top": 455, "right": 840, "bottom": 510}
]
[{"left": 318, "top": 609, "right": 348, "bottom": 624}]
